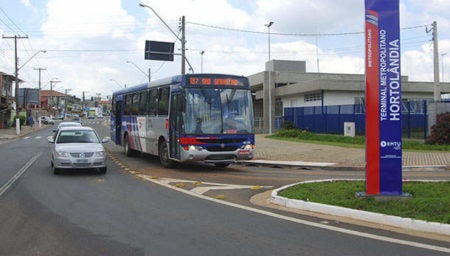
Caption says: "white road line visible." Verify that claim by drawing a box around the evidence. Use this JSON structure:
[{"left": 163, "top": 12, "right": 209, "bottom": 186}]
[
  {"left": 35, "top": 136, "right": 42, "bottom": 139},
  {"left": 137, "top": 174, "right": 450, "bottom": 254},
  {"left": 0, "top": 152, "right": 42, "bottom": 197}
]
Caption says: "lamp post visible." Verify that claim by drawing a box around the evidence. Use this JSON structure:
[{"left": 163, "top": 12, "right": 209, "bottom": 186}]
[
  {"left": 34, "top": 67, "right": 46, "bottom": 127},
  {"left": 14, "top": 50, "right": 46, "bottom": 134},
  {"left": 265, "top": 21, "right": 274, "bottom": 61},
  {"left": 110, "top": 79, "right": 126, "bottom": 89},
  {"left": 49, "top": 79, "right": 61, "bottom": 118},
  {"left": 64, "top": 88, "right": 72, "bottom": 117},
  {"left": 139, "top": 2, "right": 186, "bottom": 75},
  {"left": 200, "top": 51, "right": 205, "bottom": 73},
  {"left": 126, "top": 60, "right": 150, "bottom": 82},
  {"left": 442, "top": 53, "right": 447, "bottom": 82},
  {"left": 265, "top": 21, "right": 274, "bottom": 135}
]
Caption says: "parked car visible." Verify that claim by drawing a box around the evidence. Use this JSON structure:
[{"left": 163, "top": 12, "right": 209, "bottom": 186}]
[
  {"left": 40, "top": 116, "right": 55, "bottom": 125},
  {"left": 48, "top": 126, "right": 108, "bottom": 174}
]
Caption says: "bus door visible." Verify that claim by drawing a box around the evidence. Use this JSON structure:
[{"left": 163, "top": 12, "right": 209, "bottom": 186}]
[
  {"left": 115, "top": 99, "right": 123, "bottom": 145},
  {"left": 169, "top": 92, "right": 183, "bottom": 160}
]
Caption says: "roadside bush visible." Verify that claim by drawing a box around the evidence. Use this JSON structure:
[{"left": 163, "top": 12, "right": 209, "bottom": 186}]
[
  {"left": 281, "top": 120, "right": 297, "bottom": 130},
  {"left": 426, "top": 112, "right": 450, "bottom": 145},
  {"left": 13, "top": 115, "right": 26, "bottom": 126}
]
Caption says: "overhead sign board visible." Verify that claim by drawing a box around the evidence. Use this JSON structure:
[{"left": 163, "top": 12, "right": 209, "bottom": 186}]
[
  {"left": 365, "top": 0, "right": 403, "bottom": 196},
  {"left": 144, "top": 40, "right": 174, "bottom": 61}
]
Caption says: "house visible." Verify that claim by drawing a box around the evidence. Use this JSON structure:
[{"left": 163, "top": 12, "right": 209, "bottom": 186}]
[
  {"left": 0, "top": 72, "right": 22, "bottom": 128},
  {"left": 248, "top": 60, "right": 450, "bottom": 133}
]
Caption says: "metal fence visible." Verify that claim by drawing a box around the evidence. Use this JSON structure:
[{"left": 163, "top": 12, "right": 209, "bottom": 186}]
[{"left": 282, "top": 101, "right": 430, "bottom": 139}]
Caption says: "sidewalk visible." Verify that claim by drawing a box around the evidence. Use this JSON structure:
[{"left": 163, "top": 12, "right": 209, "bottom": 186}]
[
  {"left": 0, "top": 124, "right": 48, "bottom": 142},
  {"left": 250, "top": 134, "right": 450, "bottom": 171}
]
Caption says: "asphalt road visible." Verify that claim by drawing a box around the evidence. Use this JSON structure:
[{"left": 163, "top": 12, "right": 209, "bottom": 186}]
[{"left": 0, "top": 122, "right": 448, "bottom": 255}]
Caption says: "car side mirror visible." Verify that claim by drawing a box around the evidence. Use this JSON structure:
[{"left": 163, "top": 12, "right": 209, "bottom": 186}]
[
  {"left": 47, "top": 137, "right": 55, "bottom": 143},
  {"left": 102, "top": 138, "right": 109, "bottom": 143}
]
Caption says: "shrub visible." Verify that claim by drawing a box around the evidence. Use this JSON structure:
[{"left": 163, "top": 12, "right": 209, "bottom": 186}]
[
  {"left": 281, "top": 120, "right": 297, "bottom": 130},
  {"left": 426, "top": 112, "right": 450, "bottom": 145},
  {"left": 13, "top": 115, "right": 27, "bottom": 126}
]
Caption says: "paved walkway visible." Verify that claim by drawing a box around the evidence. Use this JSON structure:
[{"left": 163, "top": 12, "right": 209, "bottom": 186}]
[
  {"left": 1, "top": 125, "right": 448, "bottom": 170},
  {"left": 251, "top": 134, "right": 450, "bottom": 170}
]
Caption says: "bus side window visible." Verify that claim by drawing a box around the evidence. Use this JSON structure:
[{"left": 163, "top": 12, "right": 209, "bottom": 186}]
[
  {"left": 132, "top": 93, "right": 140, "bottom": 115},
  {"left": 148, "top": 89, "right": 157, "bottom": 116},
  {"left": 139, "top": 91, "right": 146, "bottom": 115},
  {"left": 158, "top": 87, "right": 169, "bottom": 116},
  {"left": 124, "top": 94, "right": 132, "bottom": 115}
]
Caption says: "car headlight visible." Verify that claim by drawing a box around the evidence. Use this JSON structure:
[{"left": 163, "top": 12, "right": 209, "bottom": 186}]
[
  {"left": 55, "top": 151, "right": 69, "bottom": 157},
  {"left": 94, "top": 151, "right": 106, "bottom": 157}
]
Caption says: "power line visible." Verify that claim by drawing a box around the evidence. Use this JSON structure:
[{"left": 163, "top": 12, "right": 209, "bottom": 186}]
[{"left": 187, "top": 21, "right": 428, "bottom": 37}]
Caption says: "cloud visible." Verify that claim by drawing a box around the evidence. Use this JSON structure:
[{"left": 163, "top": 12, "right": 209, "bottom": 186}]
[{"left": 41, "top": 0, "right": 136, "bottom": 39}]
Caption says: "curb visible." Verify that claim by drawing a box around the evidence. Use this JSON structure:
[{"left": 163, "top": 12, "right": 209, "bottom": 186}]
[{"left": 270, "top": 179, "right": 450, "bottom": 237}]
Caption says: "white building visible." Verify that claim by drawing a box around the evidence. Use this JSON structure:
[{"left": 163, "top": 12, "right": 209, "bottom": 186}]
[{"left": 248, "top": 60, "right": 450, "bottom": 133}]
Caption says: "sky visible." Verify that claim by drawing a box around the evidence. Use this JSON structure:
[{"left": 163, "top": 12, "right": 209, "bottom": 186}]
[{"left": 0, "top": 0, "right": 449, "bottom": 100}]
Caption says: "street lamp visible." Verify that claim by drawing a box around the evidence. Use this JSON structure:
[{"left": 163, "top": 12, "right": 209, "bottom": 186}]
[
  {"left": 110, "top": 79, "right": 126, "bottom": 89},
  {"left": 265, "top": 21, "right": 274, "bottom": 61},
  {"left": 64, "top": 88, "right": 72, "bottom": 117},
  {"left": 139, "top": 2, "right": 186, "bottom": 74},
  {"left": 200, "top": 51, "right": 205, "bottom": 73},
  {"left": 265, "top": 21, "right": 274, "bottom": 135},
  {"left": 49, "top": 79, "right": 61, "bottom": 117},
  {"left": 126, "top": 60, "right": 150, "bottom": 82},
  {"left": 442, "top": 53, "right": 447, "bottom": 82},
  {"left": 14, "top": 50, "right": 46, "bottom": 135}
]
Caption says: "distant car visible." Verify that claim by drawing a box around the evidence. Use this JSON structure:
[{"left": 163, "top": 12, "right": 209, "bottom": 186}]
[
  {"left": 48, "top": 126, "right": 108, "bottom": 174},
  {"left": 87, "top": 115, "right": 95, "bottom": 119},
  {"left": 40, "top": 116, "right": 55, "bottom": 125},
  {"left": 72, "top": 117, "right": 82, "bottom": 124},
  {"left": 53, "top": 121, "right": 82, "bottom": 132}
]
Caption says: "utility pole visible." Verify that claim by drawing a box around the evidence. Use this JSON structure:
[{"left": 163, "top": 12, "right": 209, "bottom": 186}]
[
  {"left": 432, "top": 21, "right": 440, "bottom": 102},
  {"left": 2, "top": 35, "right": 29, "bottom": 135},
  {"left": 34, "top": 67, "right": 46, "bottom": 127}
]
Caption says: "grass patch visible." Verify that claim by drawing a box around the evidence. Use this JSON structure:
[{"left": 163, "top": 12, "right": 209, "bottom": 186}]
[
  {"left": 278, "top": 180, "right": 450, "bottom": 224},
  {"left": 271, "top": 129, "right": 450, "bottom": 151}
]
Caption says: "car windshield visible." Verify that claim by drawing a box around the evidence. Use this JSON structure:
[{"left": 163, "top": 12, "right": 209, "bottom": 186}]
[{"left": 56, "top": 130, "right": 100, "bottom": 143}]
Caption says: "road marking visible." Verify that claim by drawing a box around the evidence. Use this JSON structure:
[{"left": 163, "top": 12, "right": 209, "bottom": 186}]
[
  {"left": 0, "top": 151, "right": 42, "bottom": 197},
  {"left": 23, "top": 136, "right": 30, "bottom": 140},
  {"left": 138, "top": 174, "right": 450, "bottom": 253},
  {"left": 35, "top": 136, "right": 42, "bottom": 139},
  {"left": 143, "top": 177, "right": 271, "bottom": 195}
]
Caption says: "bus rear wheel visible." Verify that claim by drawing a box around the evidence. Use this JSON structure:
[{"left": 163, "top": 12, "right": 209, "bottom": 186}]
[{"left": 159, "top": 141, "right": 174, "bottom": 168}]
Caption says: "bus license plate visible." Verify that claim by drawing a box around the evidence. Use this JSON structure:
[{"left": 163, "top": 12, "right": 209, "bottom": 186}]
[{"left": 238, "top": 150, "right": 250, "bottom": 155}]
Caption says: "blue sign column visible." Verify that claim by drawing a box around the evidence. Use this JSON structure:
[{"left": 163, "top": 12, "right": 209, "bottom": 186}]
[{"left": 365, "top": 0, "right": 403, "bottom": 195}]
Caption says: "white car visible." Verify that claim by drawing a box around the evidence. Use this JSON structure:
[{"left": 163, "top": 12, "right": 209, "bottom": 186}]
[
  {"left": 40, "top": 116, "right": 55, "bottom": 125},
  {"left": 49, "top": 126, "right": 108, "bottom": 174},
  {"left": 53, "top": 121, "right": 82, "bottom": 133}
]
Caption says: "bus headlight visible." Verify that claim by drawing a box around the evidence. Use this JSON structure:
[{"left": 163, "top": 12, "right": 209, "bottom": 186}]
[
  {"left": 187, "top": 145, "right": 203, "bottom": 151},
  {"left": 241, "top": 144, "right": 253, "bottom": 150}
]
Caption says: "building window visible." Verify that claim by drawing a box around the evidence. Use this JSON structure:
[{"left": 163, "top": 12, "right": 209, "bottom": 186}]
[{"left": 304, "top": 93, "right": 322, "bottom": 102}]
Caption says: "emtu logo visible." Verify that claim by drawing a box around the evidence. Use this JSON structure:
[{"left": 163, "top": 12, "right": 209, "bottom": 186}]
[{"left": 380, "top": 141, "right": 401, "bottom": 150}]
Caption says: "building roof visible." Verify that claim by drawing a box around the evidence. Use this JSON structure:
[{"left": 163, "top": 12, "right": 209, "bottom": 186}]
[
  {"left": 41, "top": 90, "right": 67, "bottom": 97},
  {"left": 0, "top": 72, "right": 24, "bottom": 82}
]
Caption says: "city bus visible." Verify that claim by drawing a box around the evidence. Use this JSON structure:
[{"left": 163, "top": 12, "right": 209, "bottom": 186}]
[{"left": 110, "top": 74, "right": 255, "bottom": 168}]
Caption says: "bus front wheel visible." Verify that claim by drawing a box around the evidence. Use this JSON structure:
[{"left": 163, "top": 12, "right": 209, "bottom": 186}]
[{"left": 159, "top": 141, "right": 173, "bottom": 168}]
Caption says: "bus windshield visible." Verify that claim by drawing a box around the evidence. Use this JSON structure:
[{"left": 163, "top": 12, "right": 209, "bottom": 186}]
[{"left": 183, "top": 88, "right": 254, "bottom": 135}]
